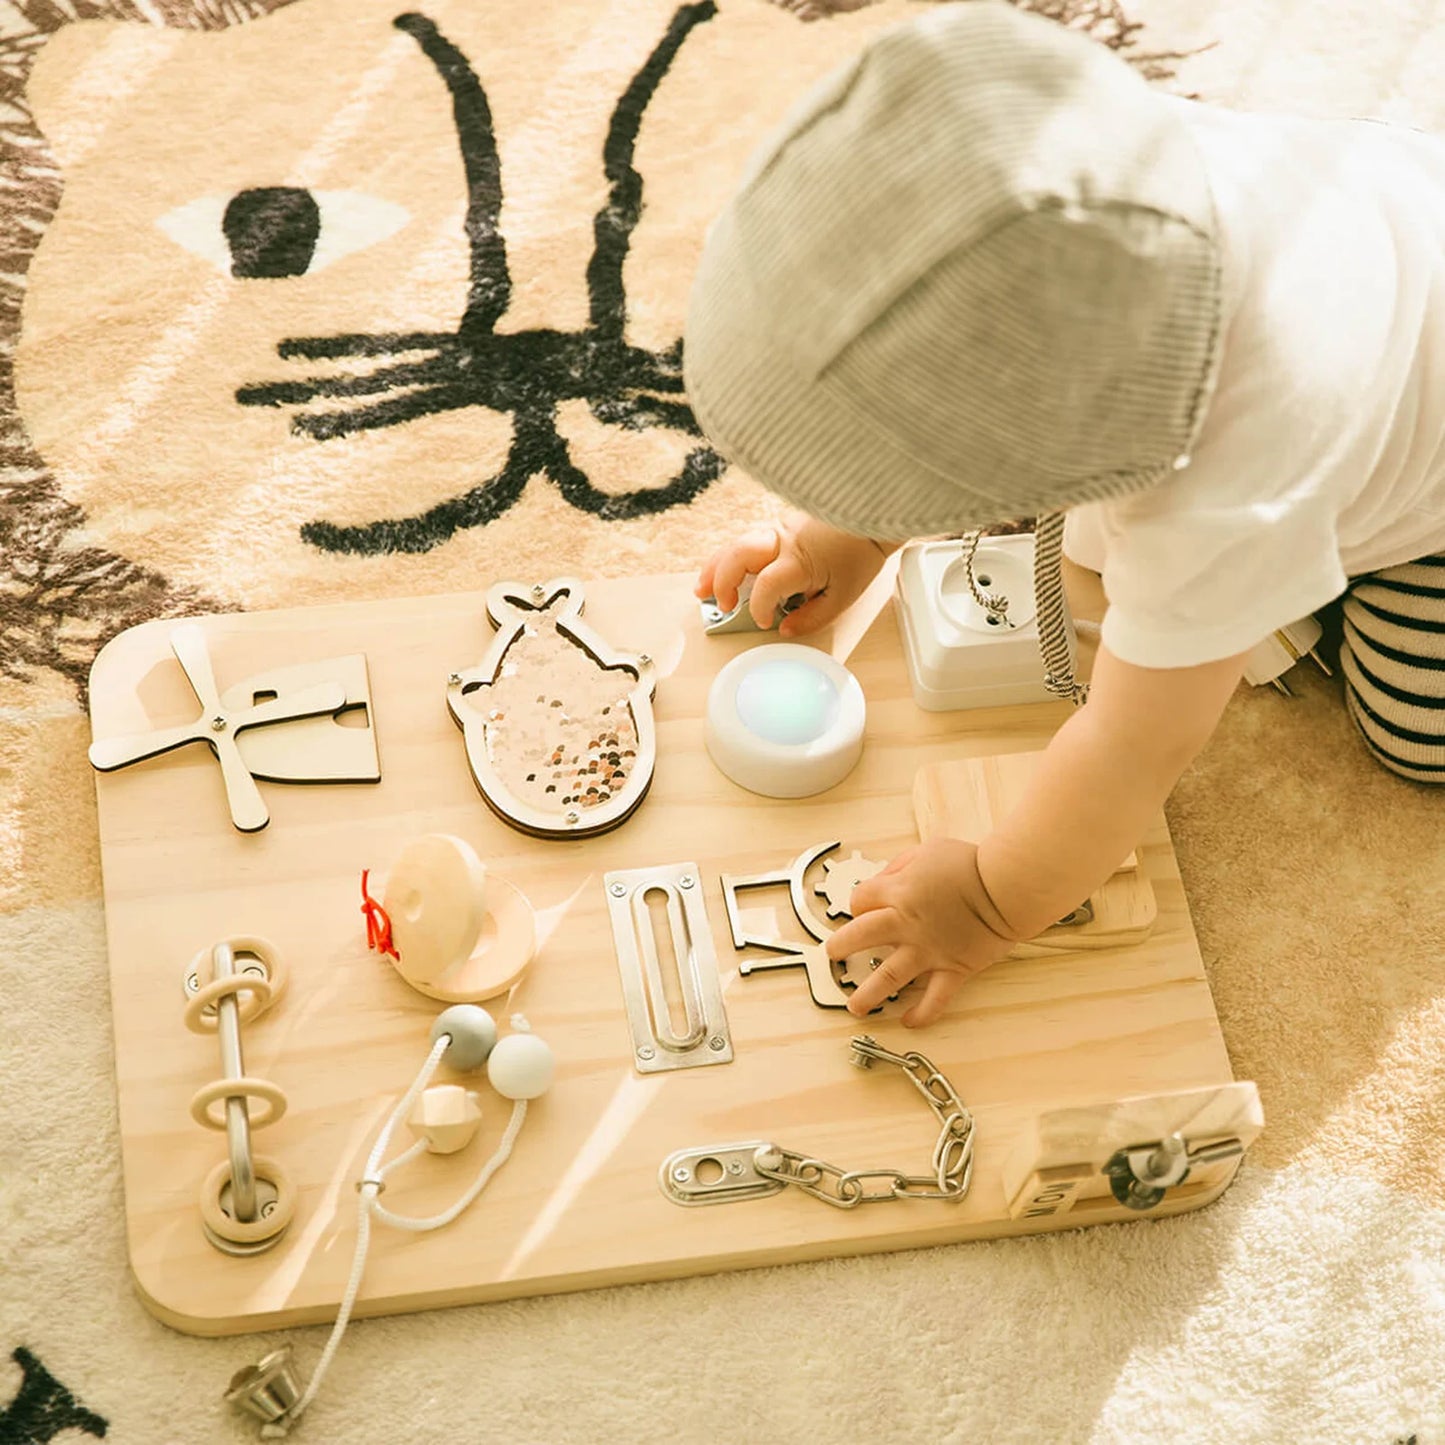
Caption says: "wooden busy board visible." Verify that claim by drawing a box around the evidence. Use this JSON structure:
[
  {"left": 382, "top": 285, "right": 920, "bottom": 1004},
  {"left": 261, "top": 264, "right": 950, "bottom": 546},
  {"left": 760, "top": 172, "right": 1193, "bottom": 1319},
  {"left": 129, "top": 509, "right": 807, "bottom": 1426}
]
[{"left": 89, "top": 571, "right": 1253, "bottom": 1337}]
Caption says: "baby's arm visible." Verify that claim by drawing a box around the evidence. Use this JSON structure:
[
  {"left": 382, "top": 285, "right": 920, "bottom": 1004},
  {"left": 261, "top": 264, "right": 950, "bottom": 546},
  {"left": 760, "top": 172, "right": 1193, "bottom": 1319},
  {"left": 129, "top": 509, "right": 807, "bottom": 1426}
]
[{"left": 832, "top": 643, "right": 1250, "bottom": 1025}]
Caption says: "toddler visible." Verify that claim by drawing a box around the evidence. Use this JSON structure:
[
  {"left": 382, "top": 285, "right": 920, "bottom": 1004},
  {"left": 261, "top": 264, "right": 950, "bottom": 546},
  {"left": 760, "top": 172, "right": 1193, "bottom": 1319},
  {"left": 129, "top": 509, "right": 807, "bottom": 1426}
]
[{"left": 683, "top": 1, "right": 1445, "bottom": 1026}]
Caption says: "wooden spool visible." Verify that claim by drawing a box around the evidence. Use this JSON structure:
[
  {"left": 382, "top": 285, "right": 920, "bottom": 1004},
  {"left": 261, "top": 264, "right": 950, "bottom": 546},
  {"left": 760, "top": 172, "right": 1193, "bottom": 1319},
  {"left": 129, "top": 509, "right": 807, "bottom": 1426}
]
[{"left": 382, "top": 834, "right": 538, "bottom": 1003}]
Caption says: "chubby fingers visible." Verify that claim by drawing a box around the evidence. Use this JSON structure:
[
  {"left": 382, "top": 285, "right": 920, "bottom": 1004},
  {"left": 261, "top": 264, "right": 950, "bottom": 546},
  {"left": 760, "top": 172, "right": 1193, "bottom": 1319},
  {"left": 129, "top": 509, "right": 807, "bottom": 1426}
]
[
  {"left": 776, "top": 588, "right": 839, "bottom": 638},
  {"left": 845, "top": 946, "right": 921, "bottom": 1017},
  {"left": 749, "top": 555, "right": 811, "bottom": 629},
  {"left": 825, "top": 905, "right": 898, "bottom": 962},
  {"left": 844, "top": 849, "right": 915, "bottom": 917},
  {"left": 698, "top": 530, "right": 781, "bottom": 611}
]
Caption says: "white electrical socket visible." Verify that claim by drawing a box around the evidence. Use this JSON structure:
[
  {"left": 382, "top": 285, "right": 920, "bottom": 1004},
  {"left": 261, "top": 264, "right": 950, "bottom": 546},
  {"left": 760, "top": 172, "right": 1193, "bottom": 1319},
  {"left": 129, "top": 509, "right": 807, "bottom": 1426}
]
[{"left": 895, "top": 534, "right": 1073, "bottom": 710}]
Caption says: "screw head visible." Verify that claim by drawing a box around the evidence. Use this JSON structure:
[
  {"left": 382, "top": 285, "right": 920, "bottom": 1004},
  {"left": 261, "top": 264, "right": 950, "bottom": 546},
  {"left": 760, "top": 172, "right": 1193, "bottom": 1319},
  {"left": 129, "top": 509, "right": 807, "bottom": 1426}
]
[
  {"left": 638, "top": 653, "right": 652, "bottom": 666},
  {"left": 679, "top": 874, "right": 695, "bottom": 890},
  {"left": 671, "top": 1166, "right": 691, "bottom": 1183},
  {"left": 210, "top": 716, "right": 227, "bottom": 732},
  {"left": 637, "top": 1046, "right": 655, "bottom": 1061},
  {"left": 704, "top": 606, "right": 723, "bottom": 622},
  {"left": 726, "top": 1159, "right": 745, "bottom": 1175},
  {"left": 448, "top": 672, "right": 462, "bottom": 685},
  {"left": 532, "top": 583, "right": 546, "bottom": 597},
  {"left": 565, "top": 810, "right": 580, "bottom": 825},
  {"left": 608, "top": 881, "right": 628, "bottom": 898},
  {"left": 708, "top": 1035, "right": 726, "bottom": 1052}
]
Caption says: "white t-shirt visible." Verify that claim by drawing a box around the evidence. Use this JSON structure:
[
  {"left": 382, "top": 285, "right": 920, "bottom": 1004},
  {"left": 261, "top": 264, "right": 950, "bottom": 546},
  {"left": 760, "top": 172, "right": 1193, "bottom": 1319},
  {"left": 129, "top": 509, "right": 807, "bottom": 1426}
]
[{"left": 1064, "top": 98, "right": 1445, "bottom": 668}]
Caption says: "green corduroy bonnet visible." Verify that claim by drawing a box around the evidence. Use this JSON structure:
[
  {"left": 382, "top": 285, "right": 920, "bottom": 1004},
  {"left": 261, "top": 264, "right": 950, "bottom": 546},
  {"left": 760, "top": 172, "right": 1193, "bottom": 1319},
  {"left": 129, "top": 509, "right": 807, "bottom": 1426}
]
[{"left": 683, "top": 0, "right": 1224, "bottom": 541}]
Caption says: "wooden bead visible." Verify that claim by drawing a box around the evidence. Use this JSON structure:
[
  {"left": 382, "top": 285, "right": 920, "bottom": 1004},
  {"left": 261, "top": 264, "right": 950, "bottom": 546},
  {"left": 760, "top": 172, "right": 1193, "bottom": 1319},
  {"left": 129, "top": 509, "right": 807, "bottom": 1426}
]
[
  {"left": 429, "top": 1005, "right": 497, "bottom": 1072},
  {"left": 486, "top": 1027, "right": 554, "bottom": 1100},
  {"left": 406, "top": 1085, "right": 484, "bottom": 1155}
]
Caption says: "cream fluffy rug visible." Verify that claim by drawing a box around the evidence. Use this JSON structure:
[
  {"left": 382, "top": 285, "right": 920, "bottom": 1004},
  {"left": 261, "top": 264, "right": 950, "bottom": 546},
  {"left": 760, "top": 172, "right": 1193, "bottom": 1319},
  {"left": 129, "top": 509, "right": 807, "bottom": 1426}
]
[{"left": 1, "top": 0, "right": 1443, "bottom": 1441}]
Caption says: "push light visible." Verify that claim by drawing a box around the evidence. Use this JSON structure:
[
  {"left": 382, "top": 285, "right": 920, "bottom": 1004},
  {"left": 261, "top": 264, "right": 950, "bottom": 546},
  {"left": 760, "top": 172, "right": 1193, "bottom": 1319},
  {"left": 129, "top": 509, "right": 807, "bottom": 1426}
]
[{"left": 705, "top": 644, "right": 866, "bottom": 798}]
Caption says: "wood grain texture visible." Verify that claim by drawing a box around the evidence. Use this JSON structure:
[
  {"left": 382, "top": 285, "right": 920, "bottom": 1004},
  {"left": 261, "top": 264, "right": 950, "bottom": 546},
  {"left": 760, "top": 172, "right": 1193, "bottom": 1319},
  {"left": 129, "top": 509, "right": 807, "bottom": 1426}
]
[{"left": 89, "top": 571, "right": 1248, "bottom": 1336}]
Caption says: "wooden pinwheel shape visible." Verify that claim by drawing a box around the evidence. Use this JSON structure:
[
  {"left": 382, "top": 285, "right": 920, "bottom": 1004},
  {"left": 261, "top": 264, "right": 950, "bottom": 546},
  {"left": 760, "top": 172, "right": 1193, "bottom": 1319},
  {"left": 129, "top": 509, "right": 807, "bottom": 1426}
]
[{"left": 88, "top": 623, "right": 350, "bottom": 833}]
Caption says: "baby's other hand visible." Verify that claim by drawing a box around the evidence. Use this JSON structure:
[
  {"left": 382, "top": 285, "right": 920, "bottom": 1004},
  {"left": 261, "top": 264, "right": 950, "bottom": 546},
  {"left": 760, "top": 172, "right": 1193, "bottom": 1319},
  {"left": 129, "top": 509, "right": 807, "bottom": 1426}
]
[
  {"left": 695, "top": 525, "right": 787, "bottom": 621},
  {"left": 826, "top": 838, "right": 1019, "bottom": 1027},
  {"left": 695, "top": 513, "right": 891, "bottom": 635}
]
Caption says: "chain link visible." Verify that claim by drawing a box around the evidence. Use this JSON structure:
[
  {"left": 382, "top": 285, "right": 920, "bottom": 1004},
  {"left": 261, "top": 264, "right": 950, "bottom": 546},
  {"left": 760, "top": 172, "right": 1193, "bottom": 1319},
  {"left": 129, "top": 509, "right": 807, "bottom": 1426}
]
[{"left": 751, "top": 1038, "right": 975, "bottom": 1209}]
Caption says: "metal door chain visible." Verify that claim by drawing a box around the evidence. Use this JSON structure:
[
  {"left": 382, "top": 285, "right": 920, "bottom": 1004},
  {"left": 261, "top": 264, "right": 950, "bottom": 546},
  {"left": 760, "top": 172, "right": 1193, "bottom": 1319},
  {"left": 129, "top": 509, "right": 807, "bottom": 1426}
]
[{"left": 660, "top": 1036, "right": 975, "bottom": 1209}]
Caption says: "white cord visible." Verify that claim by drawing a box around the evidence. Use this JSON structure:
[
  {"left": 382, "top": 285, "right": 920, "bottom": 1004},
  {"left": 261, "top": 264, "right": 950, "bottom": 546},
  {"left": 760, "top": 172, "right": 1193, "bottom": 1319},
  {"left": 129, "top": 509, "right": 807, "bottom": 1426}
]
[
  {"left": 373, "top": 1099, "right": 526, "bottom": 1233},
  {"left": 260, "top": 1037, "right": 526, "bottom": 1437}
]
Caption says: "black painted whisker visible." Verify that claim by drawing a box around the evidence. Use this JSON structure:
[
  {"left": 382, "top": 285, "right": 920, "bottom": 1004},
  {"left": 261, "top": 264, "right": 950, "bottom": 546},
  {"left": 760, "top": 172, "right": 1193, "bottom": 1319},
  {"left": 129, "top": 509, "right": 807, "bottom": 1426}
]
[
  {"left": 548, "top": 435, "right": 726, "bottom": 520},
  {"left": 277, "top": 331, "right": 452, "bottom": 361},
  {"left": 291, "top": 381, "right": 477, "bottom": 440},
  {"left": 238, "top": 353, "right": 460, "bottom": 409},
  {"left": 301, "top": 430, "right": 534, "bottom": 555},
  {"left": 588, "top": 396, "right": 701, "bottom": 432}
]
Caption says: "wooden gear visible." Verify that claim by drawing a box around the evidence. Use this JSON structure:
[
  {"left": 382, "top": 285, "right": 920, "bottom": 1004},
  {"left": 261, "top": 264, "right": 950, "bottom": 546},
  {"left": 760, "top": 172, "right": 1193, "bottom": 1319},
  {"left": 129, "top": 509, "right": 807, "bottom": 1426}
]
[{"left": 721, "top": 840, "right": 893, "bottom": 1011}]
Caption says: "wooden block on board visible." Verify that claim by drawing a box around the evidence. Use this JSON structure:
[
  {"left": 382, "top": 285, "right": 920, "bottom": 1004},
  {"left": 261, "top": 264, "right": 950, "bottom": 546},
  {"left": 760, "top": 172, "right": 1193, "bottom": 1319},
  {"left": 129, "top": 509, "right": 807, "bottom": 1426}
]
[
  {"left": 1001, "top": 1082, "right": 1265, "bottom": 1220},
  {"left": 1008, "top": 1164, "right": 1094, "bottom": 1220},
  {"left": 912, "top": 750, "right": 1155, "bottom": 954}
]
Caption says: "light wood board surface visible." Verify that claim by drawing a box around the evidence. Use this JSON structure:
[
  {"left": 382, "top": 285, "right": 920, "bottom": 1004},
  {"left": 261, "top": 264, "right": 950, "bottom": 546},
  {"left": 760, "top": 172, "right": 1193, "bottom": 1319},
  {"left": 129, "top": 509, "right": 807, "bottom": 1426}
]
[
  {"left": 913, "top": 753, "right": 1158, "bottom": 951},
  {"left": 88, "top": 570, "right": 1248, "bottom": 1336}
]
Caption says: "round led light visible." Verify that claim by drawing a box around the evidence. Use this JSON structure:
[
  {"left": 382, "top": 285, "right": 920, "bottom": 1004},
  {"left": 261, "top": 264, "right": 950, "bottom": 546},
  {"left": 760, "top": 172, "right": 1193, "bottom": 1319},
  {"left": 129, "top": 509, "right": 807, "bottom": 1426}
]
[
  {"left": 735, "top": 659, "right": 842, "bottom": 745},
  {"left": 705, "top": 644, "right": 866, "bottom": 798}
]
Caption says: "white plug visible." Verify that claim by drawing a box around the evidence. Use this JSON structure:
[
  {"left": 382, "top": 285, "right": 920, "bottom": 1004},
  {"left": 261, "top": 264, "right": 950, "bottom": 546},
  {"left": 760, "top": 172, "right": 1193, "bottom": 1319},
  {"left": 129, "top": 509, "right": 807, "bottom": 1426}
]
[{"left": 1242, "top": 615, "right": 1332, "bottom": 695}]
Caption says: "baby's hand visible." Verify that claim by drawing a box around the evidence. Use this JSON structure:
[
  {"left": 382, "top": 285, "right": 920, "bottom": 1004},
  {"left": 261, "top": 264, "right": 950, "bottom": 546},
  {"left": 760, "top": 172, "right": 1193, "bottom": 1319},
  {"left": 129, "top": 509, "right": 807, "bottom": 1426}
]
[
  {"left": 826, "top": 838, "right": 1019, "bottom": 1027},
  {"left": 695, "top": 514, "right": 890, "bottom": 637}
]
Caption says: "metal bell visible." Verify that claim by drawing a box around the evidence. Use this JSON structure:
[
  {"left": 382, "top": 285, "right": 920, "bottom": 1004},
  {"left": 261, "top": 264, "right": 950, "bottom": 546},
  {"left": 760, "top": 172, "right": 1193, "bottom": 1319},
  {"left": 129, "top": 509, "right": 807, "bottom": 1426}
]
[{"left": 224, "top": 1344, "right": 301, "bottom": 1423}]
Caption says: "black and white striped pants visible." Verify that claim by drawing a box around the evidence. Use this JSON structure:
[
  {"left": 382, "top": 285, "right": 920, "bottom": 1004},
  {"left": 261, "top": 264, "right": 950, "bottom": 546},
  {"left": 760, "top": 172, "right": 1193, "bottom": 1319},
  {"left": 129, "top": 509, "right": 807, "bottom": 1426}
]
[{"left": 1341, "top": 556, "right": 1445, "bottom": 781}]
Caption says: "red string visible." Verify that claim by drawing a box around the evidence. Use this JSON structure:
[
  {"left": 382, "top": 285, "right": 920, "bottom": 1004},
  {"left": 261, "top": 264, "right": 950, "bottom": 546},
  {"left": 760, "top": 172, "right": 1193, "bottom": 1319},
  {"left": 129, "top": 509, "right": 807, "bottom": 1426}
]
[{"left": 360, "top": 869, "right": 399, "bottom": 961}]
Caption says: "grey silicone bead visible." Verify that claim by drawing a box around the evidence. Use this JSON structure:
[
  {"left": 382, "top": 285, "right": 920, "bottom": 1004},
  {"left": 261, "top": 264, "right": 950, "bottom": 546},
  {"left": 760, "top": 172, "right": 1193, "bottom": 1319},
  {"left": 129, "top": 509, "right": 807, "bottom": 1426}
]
[{"left": 429, "top": 1005, "right": 497, "bottom": 1072}]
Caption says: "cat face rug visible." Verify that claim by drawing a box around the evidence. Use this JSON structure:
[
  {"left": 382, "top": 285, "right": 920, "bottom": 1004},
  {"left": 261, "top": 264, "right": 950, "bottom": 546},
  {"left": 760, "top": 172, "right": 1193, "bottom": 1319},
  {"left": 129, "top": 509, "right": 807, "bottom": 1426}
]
[{"left": 16, "top": 0, "right": 908, "bottom": 609}]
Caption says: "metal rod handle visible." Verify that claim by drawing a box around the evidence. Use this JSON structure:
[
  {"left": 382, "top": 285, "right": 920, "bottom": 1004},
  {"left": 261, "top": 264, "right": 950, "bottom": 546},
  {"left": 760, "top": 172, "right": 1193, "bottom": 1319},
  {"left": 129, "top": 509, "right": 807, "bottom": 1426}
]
[{"left": 211, "top": 942, "right": 258, "bottom": 1223}]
